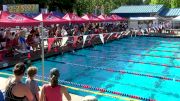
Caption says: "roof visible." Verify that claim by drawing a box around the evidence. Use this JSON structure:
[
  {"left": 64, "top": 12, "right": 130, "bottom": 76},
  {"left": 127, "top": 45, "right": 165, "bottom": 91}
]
[
  {"left": 160, "top": 8, "right": 180, "bottom": 17},
  {"left": 111, "top": 5, "right": 164, "bottom": 13}
]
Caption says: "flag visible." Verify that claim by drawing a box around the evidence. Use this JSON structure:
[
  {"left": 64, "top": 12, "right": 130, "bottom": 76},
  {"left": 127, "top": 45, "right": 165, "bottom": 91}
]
[
  {"left": 117, "top": 34, "right": 121, "bottom": 38},
  {"left": 107, "top": 33, "right": 113, "bottom": 41},
  {"left": 61, "top": 37, "right": 68, "bottom": 47},
  {"left": 88, "top": 34, "right": 96, "bottom": 45},
  {"left": 73, "top": 36, "right": 79, "bottom": 48},
  {"left": 99, "top": 34, "right": 104, "bottom": 44},
  {"left": 83, "top": 35, "right": 88, "bottom": 47},
  {"left": 48, "top": 38, "right": 55, "bottom": 52}
]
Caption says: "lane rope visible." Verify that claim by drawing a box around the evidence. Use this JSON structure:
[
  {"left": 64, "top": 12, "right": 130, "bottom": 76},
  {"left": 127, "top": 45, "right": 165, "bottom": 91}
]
[
  {"left": 111, "top": 42, "right": 180, "bottom": 49},
  {"left": 0, "top": 72, "right": 152, "bottom": 101},
  {"left": 46, "top": 59, "right": 180, "bottom": 83},
  {"left": 76, "top": 50, "right": 180, "bottom": 68},
  {"left": 86, "top": 48, "right": 180, "bottom": 60},
  {"left": 37, "top": 75, "right": 156, "bottom": 101},
  {"left": 118, "top": 39, "right": 180, "bottom": 45},
  {"left": 96, "top": 46, "right": 180, "bottom": 53}
]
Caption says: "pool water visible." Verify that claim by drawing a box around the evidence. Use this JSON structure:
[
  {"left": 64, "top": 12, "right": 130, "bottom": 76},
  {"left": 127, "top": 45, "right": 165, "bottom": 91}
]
[{"left": 1, "top": 37, "right": 180, "bottom": 101}]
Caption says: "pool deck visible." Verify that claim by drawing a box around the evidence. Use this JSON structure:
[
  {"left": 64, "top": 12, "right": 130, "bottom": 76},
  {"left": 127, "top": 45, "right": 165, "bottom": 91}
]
[{"left": 0, "top": 77, "right": 84, "bottom": 101}]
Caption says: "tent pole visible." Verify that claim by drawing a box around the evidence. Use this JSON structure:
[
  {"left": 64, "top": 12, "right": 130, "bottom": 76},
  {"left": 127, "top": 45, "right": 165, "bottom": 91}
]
[{"left": 41, "top": 22, "right": 45, "bottom": 83}]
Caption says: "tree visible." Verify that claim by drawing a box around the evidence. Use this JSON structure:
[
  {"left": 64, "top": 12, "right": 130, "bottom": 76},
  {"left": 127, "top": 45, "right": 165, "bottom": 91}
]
[
  {"left": 150, "top": 0, "right": 171, "bottom": 8},
  {"left": 171, "top": 0, "right": 180, "bottom": 8},
  {"left": 144, "top": 0, "right": 151, "bottom": 4}
]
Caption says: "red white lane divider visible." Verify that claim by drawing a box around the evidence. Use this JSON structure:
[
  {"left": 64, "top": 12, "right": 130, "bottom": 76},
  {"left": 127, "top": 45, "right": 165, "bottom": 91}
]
[
  {"left": 112, "top": 42, "right": 180, "bottom": 49},
  {"left": 91, "top": 48, "right": 180, "bottom": 60},
  {"left": 103, "top": 45, "right": 180, "bottom": 53},
  {"left": 46, "top": 59, "right": 180, "bottom": 83},
  {"left": 74, "top": 51, "right": 179, "bottom": 68},
  {"left": 37, "top": 75, "right": 156, "bottom": 101}
]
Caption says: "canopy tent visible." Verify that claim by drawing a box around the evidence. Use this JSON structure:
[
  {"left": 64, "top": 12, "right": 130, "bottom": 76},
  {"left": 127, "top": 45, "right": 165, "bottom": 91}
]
[
  {"left": 110, "top": 14, "right": 126, "bottom": 21},
  {"left": 34, "top": 13, "right": 67, "bottom": 25},
  {"left": 129, "top": 17, "right": 157, "bottom": 21},
  {"left": 0, "top": 11, "right": 40, "bottom": 27},
  {"left": 62, "top": 13, "right": 87, "bottom": 23},
  {"left": 81, "top": 14, "right": 102, "bottom": 22},
  {"left": 172, "top": 15, "right": 180, "bottom": 21},
  {"left": 98, "top": 14, "right": 114, "bottom": 22}
]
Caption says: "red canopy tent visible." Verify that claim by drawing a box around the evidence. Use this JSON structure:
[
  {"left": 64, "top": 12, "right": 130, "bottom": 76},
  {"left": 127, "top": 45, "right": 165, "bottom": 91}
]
[
  {"left": 34, "top": 13, "right": 67, "bottom": 25},
  {"left": 98, "top": 14, "right": 114, "bottom": 22},
  {"left": 0, "top": 11, "right": 40, "bottom": 27},
  {"left": 110, "top": 14, "right": 126, "bottom": 21},
  {"left": 81, "top": 14, "right": 102, "bottom": 22},
  {"left": 62, "top": 13, "right": 87, "bottom": 23}
]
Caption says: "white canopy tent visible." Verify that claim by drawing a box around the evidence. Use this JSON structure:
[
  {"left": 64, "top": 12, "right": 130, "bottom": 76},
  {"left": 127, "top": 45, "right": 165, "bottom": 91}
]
[
  {"left": 129, "top": 17, "right": 157, "bottom": 21},
  {"left": 128, "top": 17, "right": 158, "bottom": 29},
  {"left": 172, "top": 16, "right": 180, "bottom": 21},
  {"left": 172, "top": 16, "right": 180, "bottom": 28}
]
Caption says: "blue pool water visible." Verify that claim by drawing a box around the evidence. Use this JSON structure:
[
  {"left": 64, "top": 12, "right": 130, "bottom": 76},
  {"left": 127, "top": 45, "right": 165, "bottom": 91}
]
[{"left": 1, "top": 37, "right": 180, "bottom": 101}]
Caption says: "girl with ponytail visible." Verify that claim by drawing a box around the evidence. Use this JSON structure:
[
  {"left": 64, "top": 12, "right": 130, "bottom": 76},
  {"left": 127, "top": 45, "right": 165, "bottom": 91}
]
[{"left": 40, "top": 68, "right": 71, "bottom": 101}]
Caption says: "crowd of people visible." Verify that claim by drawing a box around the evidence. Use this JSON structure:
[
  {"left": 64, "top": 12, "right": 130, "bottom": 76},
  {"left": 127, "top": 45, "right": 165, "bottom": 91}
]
[
  {"left": 0, "top": 22, "right": 127, "bottom": 57},
  {"left": 1, "top": 62, "right": 98, "bottom": 101}
]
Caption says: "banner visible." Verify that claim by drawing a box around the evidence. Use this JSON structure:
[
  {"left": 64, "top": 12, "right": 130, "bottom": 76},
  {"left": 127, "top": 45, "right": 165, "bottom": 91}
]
[
  {"left": 107, "top": 33, "right": 113, "bottom": 40},
  {"left": 83, "top": 35, "right": 88, "bottom": 47},
  {"left": 61, "top": 37, "right": 68, "bottom": 47},
  {"left": 73, "top": 36, "right": 79, "bottom": 48},
  {"left": 117, "top": 34, "right": 122, "bottom": 38},
  {"left": 99, "top": 34, "right": 104, "bottom": 44},
  {"left": 48, "top": 38, "right": 55, "bottom": 52},
  {"left": 88, "top": 34, "right": 96, "bottom": 45},
  {"left": 4, "top": 4, "right": 39, "bottom": 13}
]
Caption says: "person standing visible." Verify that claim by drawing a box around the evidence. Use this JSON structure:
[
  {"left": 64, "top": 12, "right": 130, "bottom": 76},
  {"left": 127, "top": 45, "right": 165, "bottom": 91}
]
[
  {"left": 26, "top": 66, "right": 40, "bottom": 101},
  {"left": 40, "top": 68, "right": 71, "bottom": 101},
  {"left": 4, "top": 62, "right": 33, "bottom": 101}
]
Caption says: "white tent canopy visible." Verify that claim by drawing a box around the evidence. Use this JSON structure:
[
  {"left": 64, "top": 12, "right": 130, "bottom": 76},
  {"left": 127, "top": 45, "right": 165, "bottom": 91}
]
[
  {"left": 129, "top": 17, "right": 157, "bottom": 21},
  {"left": 173, "top": 16, "right": 180, "bottom": 21}
]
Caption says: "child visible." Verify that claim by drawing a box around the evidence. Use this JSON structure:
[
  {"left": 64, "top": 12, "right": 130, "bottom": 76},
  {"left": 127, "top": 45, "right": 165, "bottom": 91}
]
[{"left": 26, "top": 66, "right": 40, "bottom": 101}]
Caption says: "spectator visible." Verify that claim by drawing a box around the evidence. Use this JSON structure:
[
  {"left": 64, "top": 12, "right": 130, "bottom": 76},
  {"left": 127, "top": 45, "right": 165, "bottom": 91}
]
[
  {"left": 40, "top": 68, "right": 71, "bottom": 101},
  {"left": 61, "top": 26, "right": 68, "bottom": 37},
  {"left": 4, "top": 62, "right": 33, "bottom": 101},
  {"left": 26, "top": 66, "right": 40, "bottom": 101},
  {"left": 15, "top": 31, "right": 30, "bottom": 54},
  {"left": 26, "top": 34, "right": 34, "bottom": 49}
]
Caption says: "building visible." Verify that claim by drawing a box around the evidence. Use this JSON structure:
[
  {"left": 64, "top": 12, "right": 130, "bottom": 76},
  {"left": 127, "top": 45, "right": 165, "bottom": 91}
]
[
  {"left": 111, "top": 5, "right": 164, "bottom": 18},
  {"left": 111, "top": 5, "right": 180, "bottom": 29}
]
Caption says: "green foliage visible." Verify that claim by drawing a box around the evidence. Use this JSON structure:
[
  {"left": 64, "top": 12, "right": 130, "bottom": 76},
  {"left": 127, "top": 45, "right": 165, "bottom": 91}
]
[
  {"left": 171, "top": 0, "right": 180, "bottom": 8},
  {"left": 75, "top": 0, "right": 143, "bottom": 15},
  {"left": 150, "top": 0, "right": 180, "bottom": 8},
  {"left": 144, "top": 0, "right": 151, "bottom": 4}
]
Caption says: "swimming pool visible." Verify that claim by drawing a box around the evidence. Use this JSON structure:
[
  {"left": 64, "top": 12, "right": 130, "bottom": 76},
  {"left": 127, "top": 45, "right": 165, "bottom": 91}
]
[{"left": 1, "top": 37, "right": 180, "bottom": 101}]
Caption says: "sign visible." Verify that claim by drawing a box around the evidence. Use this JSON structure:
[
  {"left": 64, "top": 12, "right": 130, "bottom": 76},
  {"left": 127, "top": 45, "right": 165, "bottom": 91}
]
[
  {"left": 8, "top": 14, "right": 24, "bottom": 22},
  {"left": 3, "top": 4, "right": 39, "bottom": 13}
]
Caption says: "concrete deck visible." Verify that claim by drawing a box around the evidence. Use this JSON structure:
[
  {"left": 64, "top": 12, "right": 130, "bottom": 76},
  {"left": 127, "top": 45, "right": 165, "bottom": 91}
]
[{"left": 0, "top": 77, "right": 84, "bottom": 101}]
